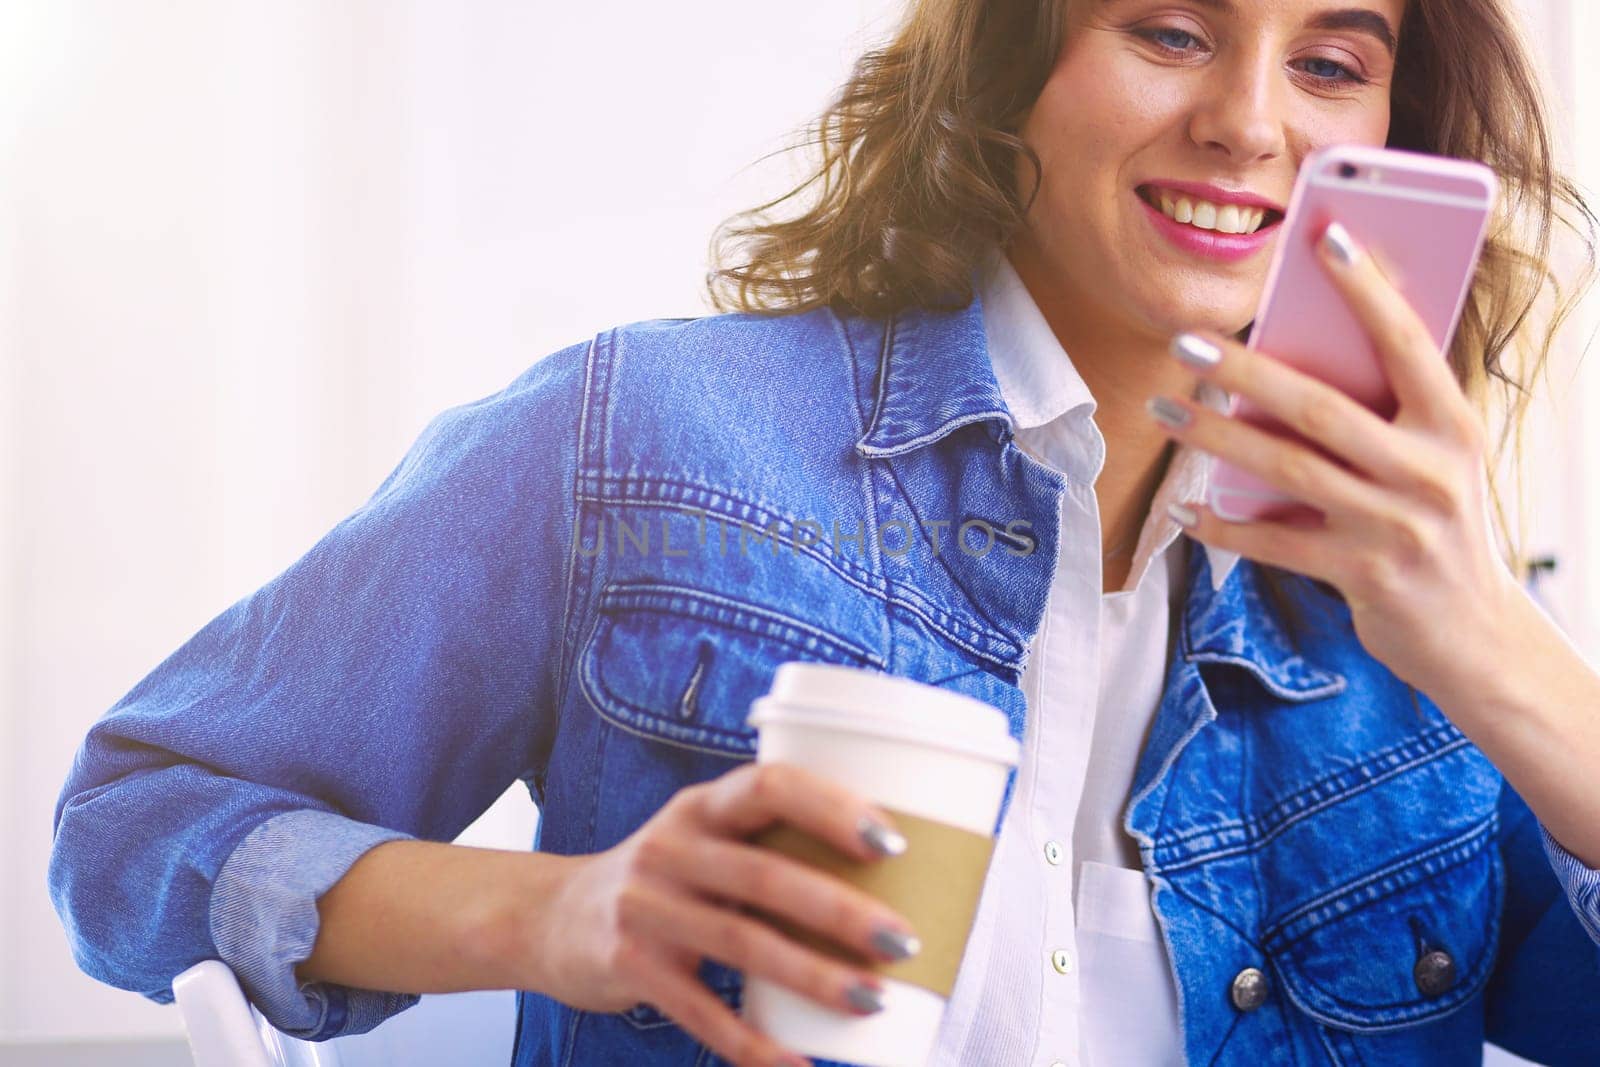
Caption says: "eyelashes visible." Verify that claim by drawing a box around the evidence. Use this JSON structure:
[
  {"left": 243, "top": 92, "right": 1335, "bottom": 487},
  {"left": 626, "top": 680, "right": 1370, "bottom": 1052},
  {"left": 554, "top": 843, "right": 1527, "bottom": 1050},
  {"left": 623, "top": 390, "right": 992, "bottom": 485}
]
[{"left": 1132, "top": 26, "right": 1369, "bottom": 87}]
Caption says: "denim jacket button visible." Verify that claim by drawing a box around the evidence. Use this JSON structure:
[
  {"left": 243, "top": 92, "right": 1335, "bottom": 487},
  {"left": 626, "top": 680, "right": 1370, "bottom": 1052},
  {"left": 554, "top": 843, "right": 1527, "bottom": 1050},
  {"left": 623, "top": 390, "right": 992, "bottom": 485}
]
[
  {"left": 1414, "top": 949, "right": 1458, "bottom": 998},
  {"left": 1230, "top": 967, "right": 1270, "bottom": 1012}
]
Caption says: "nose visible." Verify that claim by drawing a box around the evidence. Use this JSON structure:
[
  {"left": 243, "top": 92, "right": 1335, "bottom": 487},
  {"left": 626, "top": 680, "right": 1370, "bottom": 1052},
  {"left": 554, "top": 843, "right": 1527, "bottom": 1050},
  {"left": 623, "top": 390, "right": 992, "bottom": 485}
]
[{"left": 1187, "top": 50, "right": 1287, "bottom": 163}]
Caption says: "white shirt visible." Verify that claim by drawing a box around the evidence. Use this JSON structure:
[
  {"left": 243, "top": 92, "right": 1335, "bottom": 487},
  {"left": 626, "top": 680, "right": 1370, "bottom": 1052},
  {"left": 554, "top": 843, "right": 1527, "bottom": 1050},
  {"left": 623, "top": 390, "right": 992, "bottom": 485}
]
[{"left": 931, "top": 251, "right": 1240, "bottom": 1066}]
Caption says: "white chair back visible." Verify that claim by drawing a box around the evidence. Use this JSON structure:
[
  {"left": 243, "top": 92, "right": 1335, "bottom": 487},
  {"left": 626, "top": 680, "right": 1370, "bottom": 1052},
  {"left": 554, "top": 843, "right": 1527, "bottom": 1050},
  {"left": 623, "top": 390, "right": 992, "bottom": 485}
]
[{"left": 174, "top": 961, "right": 515, "bottom": 1066}]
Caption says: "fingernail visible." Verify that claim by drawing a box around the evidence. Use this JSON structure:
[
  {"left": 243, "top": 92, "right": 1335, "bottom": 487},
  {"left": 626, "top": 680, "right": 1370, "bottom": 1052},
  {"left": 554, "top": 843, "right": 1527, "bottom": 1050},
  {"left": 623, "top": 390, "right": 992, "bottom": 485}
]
[
  {"left": 858, "top": 815, "right": 907, "bottom": 857},
  {"left": 846, "top": 980, "right": 886, "bottom": 1015},
  {"left": 872, "top": 925, "right": 922, "bottom": 961},
  {"left": 1171, "top": 332, "right": 1222, "bottom": 369},
  {"left": 1322, "top": 222, "right": 1361, "bottom": 267},
  {"left": 778, "top": 1054, "right": 813, "bottom": 1067},
  {"left": 1168, "top": 502, "right": 1199, "bottom": 528},
  {"left": 1146, "top": 396, "right": 1192, "bottom": 429}
]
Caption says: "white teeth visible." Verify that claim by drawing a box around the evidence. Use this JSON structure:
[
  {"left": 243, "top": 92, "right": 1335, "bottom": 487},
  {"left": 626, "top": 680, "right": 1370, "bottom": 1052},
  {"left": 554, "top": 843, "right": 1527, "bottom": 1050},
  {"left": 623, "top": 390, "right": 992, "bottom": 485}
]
[{"left": 1152, "top": 189, "right": 1270, "bottom": 235}]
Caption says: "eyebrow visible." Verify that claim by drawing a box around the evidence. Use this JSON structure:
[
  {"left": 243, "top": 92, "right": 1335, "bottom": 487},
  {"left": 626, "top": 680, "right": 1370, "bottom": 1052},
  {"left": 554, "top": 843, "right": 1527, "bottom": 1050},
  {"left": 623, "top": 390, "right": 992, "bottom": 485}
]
[{"left": 1126, "top": 0, "right": 1399, "bottom": 57}]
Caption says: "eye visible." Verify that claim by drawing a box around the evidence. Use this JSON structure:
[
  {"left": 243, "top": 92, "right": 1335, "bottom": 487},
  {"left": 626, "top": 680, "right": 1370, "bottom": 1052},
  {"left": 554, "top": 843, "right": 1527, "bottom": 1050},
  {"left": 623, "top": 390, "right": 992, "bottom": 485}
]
[
  {"left": 1295, "top": 55, "right": 1366, "bottom": 85},
  {"left": 1137, "top": 26, "right": 1207, "bottom": 55}
]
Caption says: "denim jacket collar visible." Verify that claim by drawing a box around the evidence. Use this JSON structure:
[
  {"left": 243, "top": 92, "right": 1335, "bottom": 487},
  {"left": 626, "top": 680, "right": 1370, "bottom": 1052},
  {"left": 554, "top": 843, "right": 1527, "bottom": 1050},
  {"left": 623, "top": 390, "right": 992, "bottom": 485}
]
[
  {"left": 855, "top": 288, "right": 1346, "bottom": 701},
  {"left": 854, "top": 292, "right": 1013, "bottom": 458},
  {"left": 1181, "top": 539, "right": 1348, "bottom": 701}
]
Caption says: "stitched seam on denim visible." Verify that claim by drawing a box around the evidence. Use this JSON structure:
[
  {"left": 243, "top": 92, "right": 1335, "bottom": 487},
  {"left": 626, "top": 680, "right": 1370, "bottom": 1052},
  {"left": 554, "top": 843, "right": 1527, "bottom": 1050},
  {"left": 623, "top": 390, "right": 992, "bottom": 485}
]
[
  {"left": 857, "top": 409, "right": 1015, "bottom": 456},
  {"left": 859, "top": 309, "right": 897, "bottom": 446},
  {"left": 1204, "top": 1010, "right": 1246, "bottom": 1067},
  {"left": 1182, "top": 649, "right": 1346, "bottom": 700},
  {"left": 580, "top": 634, "right": 760, "bottom": 758},
  {"left": 1157, "top": 734, "right": 1478, "bottom": 871},
  {"left": 1290, "top": 824, "right": 1501, "bottom": 1013},
  {"left": 1142, "top": 666, "right": 1218, "bottom": 882},
  {"left": 1242, "top": 712, "right": 1271, "bottom": 958},
  {"left": 574, "top": 489, "right": 1021, "bottom": 668},
  {"left": 509, "top": 990, "right": 526, "bottom": 1066},
  {"left": 842, "top": 312, "right": 893, "bottom": 658},
  {"left": 1158, "top": 716, "right": 1465, "bottom": 857},
  {"left": 598, "top": 582, "right": 884, "bottom": 666},
  {"left": 831, "top": 305, "right": 875, "bottom": 441},
  {"left": 557, "top": 332, "right": 610, "bottom": 726},
  {"left": 1163, "top": 722, "right": 1468, "bottom": 846},
  {"left": 1269, "top": 821, "right": 1503, "bottom": 1030},
  {"left": 582, "top": 495, "right": 1017, "bottom": 671},
  {"left": 1272, "top": 980, "right": 1304, "bottom": 1067},
  {"left": 559, "top": 1004, "right": 584, "bottom": 1067},
  {"left": 1264, "top": 815, "right": 1497, "bottom": 945},
  {"left": 1313, "top": 1024, "right": 1347, "bottom": 1066},
  {"left": 580, "top": 474, "right": 882, "bottom": 587},
  {"left": 579, "top": 468, "right": 1004, "bottom": 651}
]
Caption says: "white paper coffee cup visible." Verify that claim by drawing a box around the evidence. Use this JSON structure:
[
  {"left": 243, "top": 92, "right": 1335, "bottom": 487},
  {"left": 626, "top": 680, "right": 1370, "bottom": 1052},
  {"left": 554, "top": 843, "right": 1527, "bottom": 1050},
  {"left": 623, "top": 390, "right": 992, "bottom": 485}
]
[{"left": 741, "top": 662, "right": 1020, "bottom": 1067}]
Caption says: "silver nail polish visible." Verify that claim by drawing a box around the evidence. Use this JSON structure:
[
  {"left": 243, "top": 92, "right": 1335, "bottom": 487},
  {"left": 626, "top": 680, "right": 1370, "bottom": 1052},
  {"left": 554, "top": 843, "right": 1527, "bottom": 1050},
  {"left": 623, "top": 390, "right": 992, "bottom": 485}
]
[
  {"left": 1167, "top": 502, "right": 1199, "bottom": 528},
  {"left": 871, "top": 926, "right": 922, "bottom": 961},
  {"left": 1146, "top": 395, "right": 1192, "bottom": 429},
  {"left": 1322, "top": 222, "right": 1361, "bottom": 267},
  {"left": 858, "top": 816, "right": 907, "bottom": 857},
  {"left": 847, "top": 982, "right": 886, "bottom": 1015},
  {"left": 1171, "top": 333, "right": 1222, "bottom": 369}
]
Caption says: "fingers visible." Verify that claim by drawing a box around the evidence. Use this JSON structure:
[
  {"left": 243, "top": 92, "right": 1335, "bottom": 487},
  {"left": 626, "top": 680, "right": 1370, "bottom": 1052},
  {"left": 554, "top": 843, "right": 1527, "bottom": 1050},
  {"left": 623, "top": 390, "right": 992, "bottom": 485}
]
[
  {"left": 689, "top": 762, "right": 906, "bottom": 865},
  {"left": 1315, "top": 222, "right": 1475, "bottom": 441},
  {"left": 1170, "top": 331, "right": 1450, "bottom": 498},
  {"left": 644, "top": 834, "right": 921, "bottom": 967},
  {"left": 635, "top": 962, "right": 811, "bottom": 1067},
  {"left": 1147, "top": 385, "right": 1405, "bottom": 530},
  {"left": 621, "top": 880, "right": 887, "bottom": 1022},
  {"left": 1166, "top": 499, "right": 1341, "bottom": 584}
]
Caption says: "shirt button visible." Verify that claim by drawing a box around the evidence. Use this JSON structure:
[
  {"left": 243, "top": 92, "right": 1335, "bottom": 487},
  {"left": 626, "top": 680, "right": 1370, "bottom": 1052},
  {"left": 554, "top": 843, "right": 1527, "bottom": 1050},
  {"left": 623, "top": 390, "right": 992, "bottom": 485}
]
[
  {"left": 1044, "top": 840, "right": 1064, "bottom": 865},
  {"left": 1413, "top": 949, "right": 1457, "bottom": 998},
  {"left": 1050, "top": 949, "right": 1073, "bottom": 975},
  {"left": 1230, "top": 967, "right": 1270, "bottom": 1012}
]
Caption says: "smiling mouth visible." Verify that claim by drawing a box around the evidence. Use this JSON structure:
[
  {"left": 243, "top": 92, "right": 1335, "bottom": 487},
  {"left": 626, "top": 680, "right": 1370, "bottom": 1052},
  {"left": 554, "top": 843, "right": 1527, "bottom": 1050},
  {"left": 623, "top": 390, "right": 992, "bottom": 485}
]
[{"left": 1136, "top": 185, "right": 1284, "bottom": 236}]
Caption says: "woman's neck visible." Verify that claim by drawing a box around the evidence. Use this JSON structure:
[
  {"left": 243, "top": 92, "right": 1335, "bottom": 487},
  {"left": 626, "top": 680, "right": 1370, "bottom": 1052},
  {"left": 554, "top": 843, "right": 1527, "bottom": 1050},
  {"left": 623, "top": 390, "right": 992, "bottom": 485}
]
[{"left": 1006, "top": 239, "right": 1198, "bottom": 593}]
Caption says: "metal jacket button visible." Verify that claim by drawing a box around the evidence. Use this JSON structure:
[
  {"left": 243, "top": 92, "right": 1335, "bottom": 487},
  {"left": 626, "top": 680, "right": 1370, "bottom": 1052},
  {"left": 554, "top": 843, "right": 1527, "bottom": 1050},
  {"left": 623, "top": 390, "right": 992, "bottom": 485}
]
[
  {"left": 1231, "top": 967, "right": 1269, "bottom": 1012},
  {"left": 1414, "top": 949, "right": 1457, "bottom": 998}
]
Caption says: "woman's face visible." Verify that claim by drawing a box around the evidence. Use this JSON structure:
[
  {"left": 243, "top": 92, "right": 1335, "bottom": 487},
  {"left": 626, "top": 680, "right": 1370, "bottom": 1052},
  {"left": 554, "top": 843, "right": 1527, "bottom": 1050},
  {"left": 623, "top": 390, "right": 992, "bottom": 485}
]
[{"left": 1016, "top": 0, "right": 1404, "bottom": 340}]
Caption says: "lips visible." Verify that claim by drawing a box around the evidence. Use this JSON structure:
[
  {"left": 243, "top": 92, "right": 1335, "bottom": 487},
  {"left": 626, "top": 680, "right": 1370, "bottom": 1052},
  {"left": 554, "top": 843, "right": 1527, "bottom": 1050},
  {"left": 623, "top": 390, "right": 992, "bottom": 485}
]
[{"left": 1135, "top": 183, "right": 1284, "bottom": 263}]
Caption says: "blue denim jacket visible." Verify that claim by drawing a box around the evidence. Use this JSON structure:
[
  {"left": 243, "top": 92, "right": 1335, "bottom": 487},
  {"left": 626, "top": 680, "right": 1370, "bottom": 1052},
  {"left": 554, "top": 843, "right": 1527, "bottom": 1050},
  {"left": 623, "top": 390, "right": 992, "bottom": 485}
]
[{"left": 49, "top": 288, "right": 1600, "bottom": 1065}]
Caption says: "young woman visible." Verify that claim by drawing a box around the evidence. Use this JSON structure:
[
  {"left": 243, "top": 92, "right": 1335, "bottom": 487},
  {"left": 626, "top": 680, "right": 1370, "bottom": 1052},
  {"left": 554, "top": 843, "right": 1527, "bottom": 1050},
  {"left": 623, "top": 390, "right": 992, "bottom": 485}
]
[{"left": 49, "top": 1, "right": 1600, "bottom": 1065}]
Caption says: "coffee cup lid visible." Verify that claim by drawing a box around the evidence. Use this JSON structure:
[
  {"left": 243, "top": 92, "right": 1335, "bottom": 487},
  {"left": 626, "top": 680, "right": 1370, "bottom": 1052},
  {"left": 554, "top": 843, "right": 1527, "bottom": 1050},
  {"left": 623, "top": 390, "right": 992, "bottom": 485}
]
[{"left": 747, "top": 662, "right": 1020, "bottom": 767}]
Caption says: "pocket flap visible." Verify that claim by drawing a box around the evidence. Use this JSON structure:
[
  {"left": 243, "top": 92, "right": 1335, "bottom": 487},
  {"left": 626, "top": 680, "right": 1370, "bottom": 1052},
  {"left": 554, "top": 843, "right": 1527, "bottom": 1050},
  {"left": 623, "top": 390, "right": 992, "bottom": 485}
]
[
  {"left": 1265, "top": 817, "right": 1502, "bottom": 1032},
  {"left": 579, "top": 581, "right": 882, "bottom": 758}
]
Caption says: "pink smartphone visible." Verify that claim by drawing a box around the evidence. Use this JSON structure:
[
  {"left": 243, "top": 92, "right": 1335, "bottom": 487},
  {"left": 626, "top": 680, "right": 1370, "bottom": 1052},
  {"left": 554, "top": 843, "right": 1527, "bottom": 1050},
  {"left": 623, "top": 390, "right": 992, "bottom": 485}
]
[{"left": 1208, "top": 144, "right": 1497, "bottom": 523}]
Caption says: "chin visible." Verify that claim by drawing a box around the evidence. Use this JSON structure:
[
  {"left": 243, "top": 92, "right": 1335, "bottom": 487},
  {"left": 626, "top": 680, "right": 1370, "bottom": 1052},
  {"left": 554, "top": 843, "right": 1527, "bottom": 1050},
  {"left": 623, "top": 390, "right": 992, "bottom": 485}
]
[{"left": 1140, "top": 290, "right": 1258, "bottom": 340}]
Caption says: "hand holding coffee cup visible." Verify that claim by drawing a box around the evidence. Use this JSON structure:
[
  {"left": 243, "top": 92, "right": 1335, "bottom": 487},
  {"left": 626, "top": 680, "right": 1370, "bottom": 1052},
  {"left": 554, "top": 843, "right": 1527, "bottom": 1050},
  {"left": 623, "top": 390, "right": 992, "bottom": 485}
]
[
  {"left": 743, "top": 664, "right": 1021, "bottom": 1067},
  {"left": 538, "top": 758, "right": 923, "bottom": 1067}
]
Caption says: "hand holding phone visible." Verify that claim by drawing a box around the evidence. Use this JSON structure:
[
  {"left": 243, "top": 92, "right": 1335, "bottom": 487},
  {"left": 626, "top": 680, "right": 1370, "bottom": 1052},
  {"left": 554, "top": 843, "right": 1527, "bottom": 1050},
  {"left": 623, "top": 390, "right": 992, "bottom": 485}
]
[{"left": 1208, "top": 145, "right": 1497, "bottom": 522}]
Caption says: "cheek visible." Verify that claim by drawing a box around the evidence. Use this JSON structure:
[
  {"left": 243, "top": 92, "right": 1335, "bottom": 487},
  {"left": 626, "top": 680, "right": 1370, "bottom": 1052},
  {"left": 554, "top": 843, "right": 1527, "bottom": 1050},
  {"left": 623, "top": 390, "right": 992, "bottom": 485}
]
[
  {"left": 1026, "top": 41, "right": 1187, "bottom": 179},
  {"left": 1291, "top": 99, "right": 1392, "bottom": 155}
]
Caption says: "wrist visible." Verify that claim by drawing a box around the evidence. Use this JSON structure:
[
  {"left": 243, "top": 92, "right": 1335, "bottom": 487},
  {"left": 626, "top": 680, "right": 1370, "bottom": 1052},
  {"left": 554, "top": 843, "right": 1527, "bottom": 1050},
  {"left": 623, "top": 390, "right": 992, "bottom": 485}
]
[{"left": 460, "top": 848, "right": 584, "bottom": 995}]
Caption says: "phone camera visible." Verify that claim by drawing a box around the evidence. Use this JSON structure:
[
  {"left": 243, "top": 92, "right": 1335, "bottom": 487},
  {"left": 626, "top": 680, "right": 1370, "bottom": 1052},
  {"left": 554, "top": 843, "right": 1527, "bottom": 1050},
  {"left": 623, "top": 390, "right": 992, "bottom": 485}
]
[{"left": 1338, "top": 162, "right": 1359, "bottom": 179}]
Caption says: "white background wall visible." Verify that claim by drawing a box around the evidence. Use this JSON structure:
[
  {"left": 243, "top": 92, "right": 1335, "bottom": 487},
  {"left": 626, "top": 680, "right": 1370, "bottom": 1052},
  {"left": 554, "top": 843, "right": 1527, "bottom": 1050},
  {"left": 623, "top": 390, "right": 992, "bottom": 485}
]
[{"left": 0, "top": 0, "right": 1593, "bottom": 1062}]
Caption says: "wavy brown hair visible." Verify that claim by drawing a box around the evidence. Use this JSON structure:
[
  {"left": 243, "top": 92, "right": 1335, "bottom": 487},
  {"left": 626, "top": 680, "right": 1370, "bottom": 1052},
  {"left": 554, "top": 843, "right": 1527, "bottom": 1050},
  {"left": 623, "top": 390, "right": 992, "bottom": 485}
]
[{"left": 706, "top": 0, "right": 1597, "bottom": 653}]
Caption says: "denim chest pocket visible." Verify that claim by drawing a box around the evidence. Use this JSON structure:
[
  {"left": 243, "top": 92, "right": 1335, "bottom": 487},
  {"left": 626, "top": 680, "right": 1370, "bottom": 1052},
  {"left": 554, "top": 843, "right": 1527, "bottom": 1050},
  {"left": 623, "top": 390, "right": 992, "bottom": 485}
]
[
  {"left": 577, "top": 582, "right": 883, "bottom": 1037},
  {"left": 579, "top": 581, "right": 884, "bottom": 759},
  {"left": 1262, "top": 813, "right": 1503, "bottom": 1032}
]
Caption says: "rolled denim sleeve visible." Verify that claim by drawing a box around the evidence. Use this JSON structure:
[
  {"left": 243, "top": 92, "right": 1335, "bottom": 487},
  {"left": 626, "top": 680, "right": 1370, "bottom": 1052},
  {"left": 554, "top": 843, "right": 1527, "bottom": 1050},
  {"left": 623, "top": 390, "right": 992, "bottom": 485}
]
[
  {"left": 1538, "top": 821, "right": 1600, "bottom": 946},
  {"left": 48, "top": 337, "right": 591, "bottom": 1040}
]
